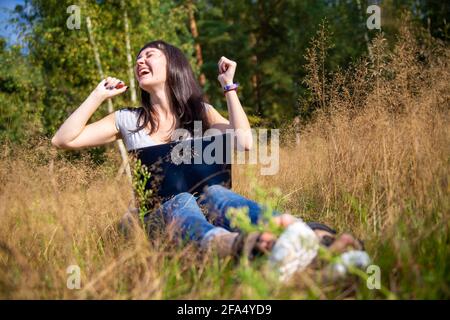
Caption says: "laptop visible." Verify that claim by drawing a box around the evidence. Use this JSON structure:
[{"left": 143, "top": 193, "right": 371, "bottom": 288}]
[{"left": 129, "top": 133, "right": 232, "bottom": 204}]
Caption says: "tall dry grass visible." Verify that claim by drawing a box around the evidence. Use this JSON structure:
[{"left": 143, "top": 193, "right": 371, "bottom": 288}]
[
  {"left": 241, "top": 20, "right": 449, "bottom": 236},
  {"left": 0, "top": 19, "right": 449, "bottom": 299}
]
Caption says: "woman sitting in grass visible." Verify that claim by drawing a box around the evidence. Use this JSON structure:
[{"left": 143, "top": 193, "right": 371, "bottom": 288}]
[{"left": 51, "top": 40, "right": 364, "bottom": 276}]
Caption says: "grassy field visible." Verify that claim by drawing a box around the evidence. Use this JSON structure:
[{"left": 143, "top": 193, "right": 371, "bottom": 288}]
[{"left": 0, "top": 24, "right": 449, "bottom": 299}]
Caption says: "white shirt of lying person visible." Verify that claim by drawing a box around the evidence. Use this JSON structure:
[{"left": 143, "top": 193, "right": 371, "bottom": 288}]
[{"left": 268, "top": 219, "right": 320, "bottom": 282}]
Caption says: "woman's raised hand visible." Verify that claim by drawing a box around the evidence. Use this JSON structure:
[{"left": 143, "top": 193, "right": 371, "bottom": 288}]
[
  {"left": 217, "top": 56, "right": 237, "bottom": 87},
  {"left": 93, "top": 76, "right": 128, "bottom": 100}
]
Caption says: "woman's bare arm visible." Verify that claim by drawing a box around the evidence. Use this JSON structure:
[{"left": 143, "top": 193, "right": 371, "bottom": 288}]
[
  {"left": 51, "top": 77, "right": 127, "bottom": 149},
  {"left": 209, "top": 56, "right": 253, "bottom": 151},
  {"left": 52, "top": 111, "right": 120, "bottom": 150}
]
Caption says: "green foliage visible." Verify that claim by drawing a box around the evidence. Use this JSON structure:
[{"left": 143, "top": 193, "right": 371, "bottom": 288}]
[
  {"left": 131, "top": 158, "right": 152, "bottom": 227},
  {"left": 1, "top": 0, "right": 447, "bottom": 148},
  {"left": 0, "top": 41, "right": 45, "bottom": 143},
  {"left": 4, "top": 0, "right": 193, "bottom": 139},
  {"left": 364, "top": 201, "right": 450, "bottom": 299},
  {"left": 226, "top": 172, "right": 284, "bottom": 237}
]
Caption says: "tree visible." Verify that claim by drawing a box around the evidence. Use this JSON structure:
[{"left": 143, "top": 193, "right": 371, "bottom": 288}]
[{"left": 0, "top": 37, "right": 44, "bottom": 143}]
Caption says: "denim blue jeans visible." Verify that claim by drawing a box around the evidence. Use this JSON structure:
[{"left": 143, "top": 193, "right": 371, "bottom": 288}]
[{"left": 146, "top": 184, "right": 281, "bottom": 244}]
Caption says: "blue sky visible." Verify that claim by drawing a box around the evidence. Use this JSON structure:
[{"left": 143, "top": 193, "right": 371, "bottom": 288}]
[{"left": 0, "top": 0, "right": 25, "bottom": 46}]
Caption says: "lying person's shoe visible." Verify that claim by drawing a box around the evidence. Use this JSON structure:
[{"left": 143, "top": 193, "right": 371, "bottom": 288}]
[
  {"left": 200, "top": 228, "right": 266, "bottom": 260},
  {"left": 202, "top": 230, "right": 239, "bottom": 258}
]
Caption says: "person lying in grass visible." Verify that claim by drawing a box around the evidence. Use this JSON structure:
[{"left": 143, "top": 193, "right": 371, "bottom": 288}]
[
  {"left": 166, "top": 184, "right": 364, "bottom": 258},
  {"left": 119, "top": 182, "right": 366, "bottom": 281},
  {"left": 51, "top": 40, "right": 365, "bottom": 278}
]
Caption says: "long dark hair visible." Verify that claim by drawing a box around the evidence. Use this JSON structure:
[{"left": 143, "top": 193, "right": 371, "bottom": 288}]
[{"left": 130, "top": 40, "right": 211, "bottom": 139}]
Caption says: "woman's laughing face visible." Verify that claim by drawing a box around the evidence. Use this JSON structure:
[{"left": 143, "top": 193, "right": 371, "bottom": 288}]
[{"left": 135, "top": 47, "right": 167, "bottom": 90}]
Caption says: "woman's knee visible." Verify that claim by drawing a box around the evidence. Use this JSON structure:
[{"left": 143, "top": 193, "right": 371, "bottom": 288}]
[
  {"left": 164, "top": 192, "right": 197, "bottom": 209},
  {"left": 173, "top": 192, "right": 196, "bottom": 201},
  {"left": 205, "top": 184, "right": 229, "bottom": 195}
]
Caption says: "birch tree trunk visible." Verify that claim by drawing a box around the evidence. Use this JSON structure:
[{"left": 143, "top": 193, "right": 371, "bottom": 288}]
[
  {"left": 120, "top": 0, "right": 138, "bottom": 107},
  {"left": 85, "top": 16, "right": 132, "bottom": 184}
]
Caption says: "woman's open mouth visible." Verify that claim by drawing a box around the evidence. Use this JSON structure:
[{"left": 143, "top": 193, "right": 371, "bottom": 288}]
[{"left": 138, "top": 68, "right": 152, "bottom": 79}]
